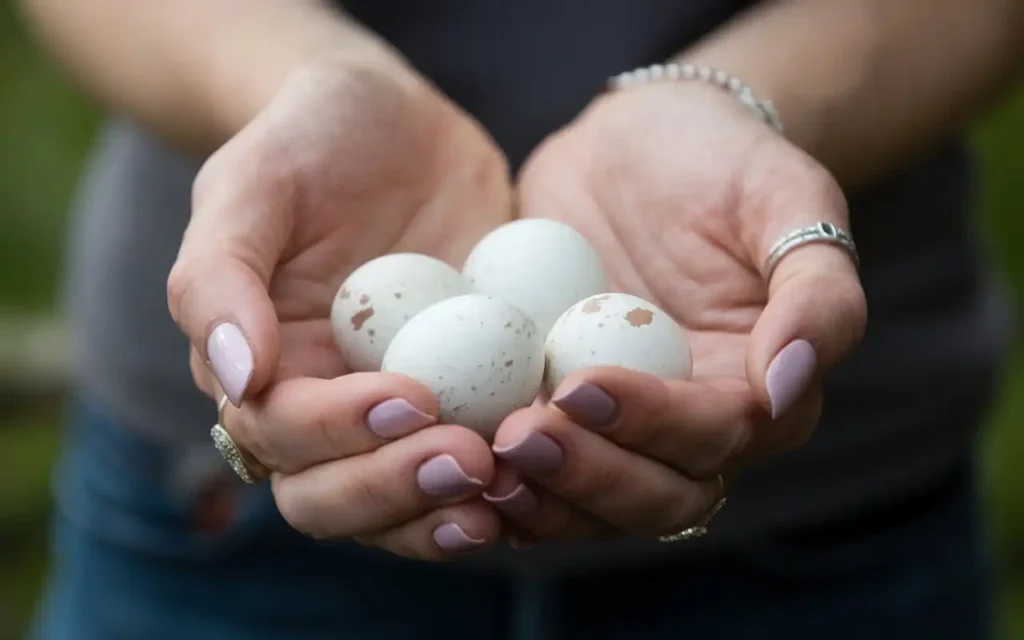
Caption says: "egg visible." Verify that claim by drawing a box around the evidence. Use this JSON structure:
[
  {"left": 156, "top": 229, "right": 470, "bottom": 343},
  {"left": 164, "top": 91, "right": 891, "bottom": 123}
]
[
  {"left": 461, "top": 219, "right": 608, "bottom": 336},
  {"left": 543, "top": 293, "right": 692, "bottom": 395},
  {"left": 330, "top": 253, "right": 470, "bottom": 372},
  {"left": 381, "top": 294, "right": 544, "bottom": 439}
]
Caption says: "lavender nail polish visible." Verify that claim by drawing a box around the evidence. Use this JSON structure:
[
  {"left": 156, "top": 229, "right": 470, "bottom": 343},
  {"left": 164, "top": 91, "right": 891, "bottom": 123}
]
[
  {"left": 433, "top": 523, "right": 486, "bottom": 554},
  {"left": 551, "top": 382, "right": 620, "bottom": 430},
  {"left": 765, "top": 339, "right": 818, "bottom": 418},
  {"left": 366, "top": 399, "right": 435, "bottom": 439},
  {"left": 417, "top": 454, "right": 484, "bottom": 498},
  {"left": 493, "top": 433, "right": 564, "bottom": 477},
  {"left": 484, "top": 484, "right": 539, "bottom": 517},
  {"left": 207, "top": 322, "right": 254, "bottom": 407}
]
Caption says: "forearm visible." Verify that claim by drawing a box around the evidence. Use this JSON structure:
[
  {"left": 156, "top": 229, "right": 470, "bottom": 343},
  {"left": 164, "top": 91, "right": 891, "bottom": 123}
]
[
  {"left": 683, "top": 0, "right": 1024, "bottom": 188},
  {"left": 17, "top": 0, "right": 410, "bottom": 153}
]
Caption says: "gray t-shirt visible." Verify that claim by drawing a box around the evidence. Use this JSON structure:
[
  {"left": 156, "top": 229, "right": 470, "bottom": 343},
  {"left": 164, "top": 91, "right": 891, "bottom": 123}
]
[{"left": 63, "top": 0, "right": 1013, "bottom": 572}]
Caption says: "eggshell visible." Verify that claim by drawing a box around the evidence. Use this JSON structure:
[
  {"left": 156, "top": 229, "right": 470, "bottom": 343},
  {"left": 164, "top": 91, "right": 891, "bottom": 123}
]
[
  {"left": 381, "top": 294, "right": 544, "bottom": 439},
  {"left": 543, "top": 293, "right": 692, "bottom": 395},
  {"left": 461, "top": 219, "right": 607, "bottom": 336},
  {"left": 330, "top": 253, "right": 470, "bottom": 372}
]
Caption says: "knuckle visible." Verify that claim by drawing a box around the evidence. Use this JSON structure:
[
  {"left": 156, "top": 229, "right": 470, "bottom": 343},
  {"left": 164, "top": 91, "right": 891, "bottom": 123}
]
[
  {"left": 166, "top": 258, "right": 202, "bottom": 327},
  {"left": 351, "top": 467, "right": 411, "bottom": 523},
  {"left": 167, "top": 254, "right": 235, "bottom": 333},
  {"left": 192, "top": 132, "right": 298, "bottom": 221},
  {"left": 744, "top": 145, "right": 848, "bottom": 224}
]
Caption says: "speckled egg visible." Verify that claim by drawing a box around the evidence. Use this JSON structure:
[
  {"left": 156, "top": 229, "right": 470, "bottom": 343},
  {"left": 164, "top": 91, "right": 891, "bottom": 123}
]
[
  {"left": 543, "top": 293, "right": 692, "bottom": 395},
  {"left": 381, "top": 294, "right": 545, "bottom": 439},
  {"left": 330, "top": 253, "right": 470, "bottom": 372},
  {"left": 461, "top": 219, "right": 608, "bottom": 336}
]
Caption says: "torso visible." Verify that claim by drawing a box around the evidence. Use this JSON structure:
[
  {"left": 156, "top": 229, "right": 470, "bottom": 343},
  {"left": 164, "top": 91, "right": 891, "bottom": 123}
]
[{"left": 62, "top": 0, "right": 1013, "bottom": 571}]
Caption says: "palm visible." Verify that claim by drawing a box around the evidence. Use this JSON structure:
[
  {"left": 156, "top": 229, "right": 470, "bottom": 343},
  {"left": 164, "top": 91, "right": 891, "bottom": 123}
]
[
  {"left": 517, "top": 84, "right": 794, "bottom": 389},
  {"left": 207, "top": 65, "right": 512, "bottom": 383}
]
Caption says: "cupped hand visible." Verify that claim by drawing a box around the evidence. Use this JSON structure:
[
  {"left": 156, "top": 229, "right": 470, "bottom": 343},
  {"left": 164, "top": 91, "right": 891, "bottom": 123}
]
[
  {"left": 487, "top": 80, "right": 867, "bottom": 543},
  {"left": 168, "top": 56, "right": 512, "bottom": 559}
]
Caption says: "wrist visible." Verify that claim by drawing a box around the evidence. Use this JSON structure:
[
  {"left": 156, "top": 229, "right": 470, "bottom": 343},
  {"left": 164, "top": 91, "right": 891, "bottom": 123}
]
[
  {"left": 580, "top": 71, "right": 771, "bottom": 142},
  {"left": 604, "top": 62, "right": 784, "bottom": 135},
  {"left": 198, "top": 3, "right": 422, "bottom": 147}
]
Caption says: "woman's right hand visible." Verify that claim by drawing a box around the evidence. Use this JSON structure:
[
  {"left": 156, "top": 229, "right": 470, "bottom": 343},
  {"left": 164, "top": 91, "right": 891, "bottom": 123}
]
[{"left": 167, "top": 55, "right": 512, "bottom": 560}]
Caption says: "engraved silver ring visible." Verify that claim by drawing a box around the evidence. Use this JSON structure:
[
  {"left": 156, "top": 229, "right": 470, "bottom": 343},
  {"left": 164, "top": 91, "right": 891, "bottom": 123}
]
[{"left": 762, "top": 221, "right": 859, "bottom": 283}]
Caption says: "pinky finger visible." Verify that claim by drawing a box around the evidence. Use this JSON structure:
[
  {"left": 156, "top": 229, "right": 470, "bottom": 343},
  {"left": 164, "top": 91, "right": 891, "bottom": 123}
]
[{"left": 361, "top": 500, "right": 502, "bottom": 561}]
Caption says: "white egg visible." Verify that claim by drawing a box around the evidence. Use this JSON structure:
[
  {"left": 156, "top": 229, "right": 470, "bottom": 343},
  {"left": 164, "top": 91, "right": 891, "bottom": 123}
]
[
  {"left": 461, "top": 219, "right": 608, "bottom": 336},
  {"left": 381, "top": 294, "right": 544, "bottom": 439},
  {"left": 543, "top": 293, "right": 692, "bottom": 395},
  {"left": 330, "top": 253, "right": 470, "bottom": 372}
]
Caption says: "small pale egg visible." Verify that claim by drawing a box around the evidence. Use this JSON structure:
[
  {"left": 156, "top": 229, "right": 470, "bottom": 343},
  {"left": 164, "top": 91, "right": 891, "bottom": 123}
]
[
  {"left": 543, "top": 293, "right": 692, "bottom": 395},
  {"left": 331, "top": 253, "right": 470, "bottom": 372},
  {"left": 381, "top": 294, "right": 544, "bottom": 439},
  {"left": 461, "top": 219, "right": 608, "bottom": 336}
]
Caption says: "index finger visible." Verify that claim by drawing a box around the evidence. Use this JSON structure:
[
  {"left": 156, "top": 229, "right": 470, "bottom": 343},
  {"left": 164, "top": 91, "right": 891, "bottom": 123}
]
[{"left": 224, "top": 372, "right": 440, "bottom": 474}]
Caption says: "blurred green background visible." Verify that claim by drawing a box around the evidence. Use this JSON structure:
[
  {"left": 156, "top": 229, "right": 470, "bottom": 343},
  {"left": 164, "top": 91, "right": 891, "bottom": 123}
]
[{"left": 1, "top": 3, "right": 1023, "bottom": 639}]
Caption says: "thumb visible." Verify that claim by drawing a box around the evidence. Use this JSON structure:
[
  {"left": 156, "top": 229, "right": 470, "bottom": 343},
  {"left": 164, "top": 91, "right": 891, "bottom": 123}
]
[
  {"left": 746, "top": 216, "right": 867, "bottom": 419},
  {"left": 168, "top": 173, "right": 290, "bottom": 407}
]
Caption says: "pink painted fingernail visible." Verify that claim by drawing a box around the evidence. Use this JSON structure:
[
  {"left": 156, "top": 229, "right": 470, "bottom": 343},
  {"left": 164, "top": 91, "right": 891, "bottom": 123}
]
[
  {"left": 484, "top": 484, "right": 539, "bottom": 517},
  {"left": 366, "top": 399, "right": 435, "bottom": 439},
  {"left": 433, "top": 523, "right": 486, "bottom": 553},
  {"left": 765, "top": 339, "right": 818, "bottom": 418},
  {"left": 417, "top": 455, "right": 484, "bottom": 498},
  {"left": 551, "top": 382, "right": 620, "bottom": 430},
  {"left": 207, "top": 322, "right": 254, "bottom": 407},
  {"left": 493, "top": 433, "right": 564, "bottom": 477}
]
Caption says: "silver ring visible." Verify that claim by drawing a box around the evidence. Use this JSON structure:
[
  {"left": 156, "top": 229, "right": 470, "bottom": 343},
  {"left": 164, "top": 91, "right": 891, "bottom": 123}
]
[
  {"left": 658, "top": 475, "right": 727, "bottom": 543},
  {"left": 210, "top": 395, "right": 261, "bottom": 484},
  {"left": 762, "top": 222, "right": 858, "bottom": 283}
]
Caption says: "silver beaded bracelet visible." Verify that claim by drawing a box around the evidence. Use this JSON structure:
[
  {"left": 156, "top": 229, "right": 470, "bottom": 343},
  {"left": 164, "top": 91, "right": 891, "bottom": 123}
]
[{"left": 607, "top": 63, "right": 784, "bottom": 135}]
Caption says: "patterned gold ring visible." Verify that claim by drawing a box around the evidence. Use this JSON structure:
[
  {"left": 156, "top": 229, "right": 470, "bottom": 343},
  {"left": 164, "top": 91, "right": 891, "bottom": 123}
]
[
  {"left": 658, "top": 475, "right": 727, "bottom": 543},
  {"left": 210, "top": 395, "right": 265, "bottom": 484}
]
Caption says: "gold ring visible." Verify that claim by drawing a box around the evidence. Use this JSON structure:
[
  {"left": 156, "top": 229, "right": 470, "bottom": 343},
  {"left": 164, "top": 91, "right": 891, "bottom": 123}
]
[
  {"left": 658, "top": 475, "right": 727, "bottom": 543},
  {"left": 210, "top": 395, "right": 265, "bottom": 484}
]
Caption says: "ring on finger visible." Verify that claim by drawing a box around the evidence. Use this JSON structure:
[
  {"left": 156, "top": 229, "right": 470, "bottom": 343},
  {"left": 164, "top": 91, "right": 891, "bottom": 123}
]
[
  {"left": 762, "top": 221, "right": 858, "bottom": 282},
  {"left": 658, "top": 474, "right": 727, "bottom": 543},
  {"left": 210, "top": 395, "right": 269, "bottom": 484}
]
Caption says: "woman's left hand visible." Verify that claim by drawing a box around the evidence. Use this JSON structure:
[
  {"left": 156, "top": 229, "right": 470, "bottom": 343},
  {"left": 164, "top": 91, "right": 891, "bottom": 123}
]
[{"left": 485, "top": 79, "right": 867, "bottom": 543}]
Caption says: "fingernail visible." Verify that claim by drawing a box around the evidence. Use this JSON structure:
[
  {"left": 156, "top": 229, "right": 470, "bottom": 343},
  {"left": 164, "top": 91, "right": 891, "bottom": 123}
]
[
  {"left": 207, "top": 322, "right": 254, "bottom": 407},
  {"left": 765, "top": 339, "right": 818, "bottom": 418},
  {"left": 493, "top": 433, "right": 564, "bottom": 477},
  {"left": 484, "top": 484, "right": 539, "bottom": 517},
  {"left": 551, "top": 382, "right": 620, "bottom": 430},
  {"left": 366, "top": 399, "right": 435, "bottom": 439},
  {"left": 417, "top": 454, "right": 484, "bottom": 498},
  {"left": 433, "top": 523, "right": 486, "bottom": 554}
]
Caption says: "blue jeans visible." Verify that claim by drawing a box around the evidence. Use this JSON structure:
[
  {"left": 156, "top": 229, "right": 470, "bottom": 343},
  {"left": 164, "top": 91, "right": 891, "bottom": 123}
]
[{"left": 31, "top": 400, "right": 995, "bottom": 639}]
